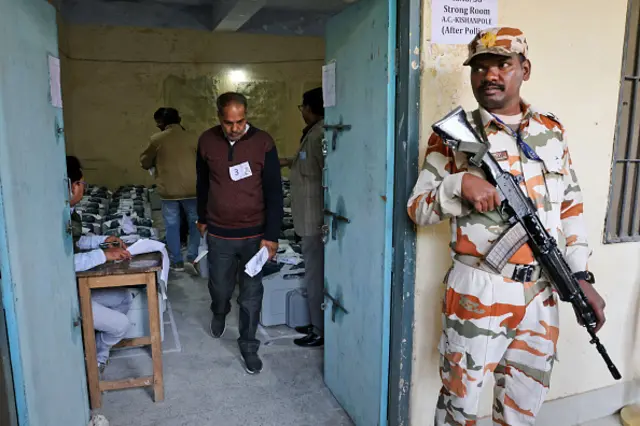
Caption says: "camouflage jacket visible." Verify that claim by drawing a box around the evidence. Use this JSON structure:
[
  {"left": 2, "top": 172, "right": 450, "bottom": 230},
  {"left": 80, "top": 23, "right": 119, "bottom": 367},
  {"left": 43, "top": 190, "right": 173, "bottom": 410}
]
[{"left": 407, "top": 102, "right": 591, "bottom": 273}]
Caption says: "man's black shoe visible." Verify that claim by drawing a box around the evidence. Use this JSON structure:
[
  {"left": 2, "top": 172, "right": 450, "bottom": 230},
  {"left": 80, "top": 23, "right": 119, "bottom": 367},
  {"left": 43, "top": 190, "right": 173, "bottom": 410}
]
[
  {"left": 241, "top": 352, "right": 263, "bottom": 374},
  {"left": 210, "top": 315, "right": 226, "bottom": 338},
  {"left": 294, "top": 332, "right": 324, "bottom": 347}
]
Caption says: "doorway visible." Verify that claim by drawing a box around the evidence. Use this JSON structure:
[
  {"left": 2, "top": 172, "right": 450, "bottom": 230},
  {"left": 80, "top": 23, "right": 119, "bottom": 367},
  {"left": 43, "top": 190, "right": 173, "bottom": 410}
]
[{"left": 0, "top": 0, "right": 420, "bottom": 424}]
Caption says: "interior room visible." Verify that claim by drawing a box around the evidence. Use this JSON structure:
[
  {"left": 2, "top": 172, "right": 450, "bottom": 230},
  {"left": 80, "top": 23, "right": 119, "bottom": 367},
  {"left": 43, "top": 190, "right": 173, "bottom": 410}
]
[{"left": 55, "top": 0, "right": 353, "bottom": 424}]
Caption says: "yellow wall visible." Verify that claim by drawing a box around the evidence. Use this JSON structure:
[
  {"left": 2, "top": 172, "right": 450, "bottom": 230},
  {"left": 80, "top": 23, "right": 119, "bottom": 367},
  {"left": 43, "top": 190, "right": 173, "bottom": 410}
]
[
  {"left": 412, "top": 0, "right": 636, "bottom": 423},
  {"left": 58, "top": 22, "right": 323, "bottom": 188}
]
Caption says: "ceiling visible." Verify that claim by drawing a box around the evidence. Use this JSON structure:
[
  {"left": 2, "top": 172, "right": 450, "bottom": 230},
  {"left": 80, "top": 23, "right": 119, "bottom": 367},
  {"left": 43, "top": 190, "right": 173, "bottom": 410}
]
[{"left": 59, "top": 0, "right": 355, "bottom": 36}]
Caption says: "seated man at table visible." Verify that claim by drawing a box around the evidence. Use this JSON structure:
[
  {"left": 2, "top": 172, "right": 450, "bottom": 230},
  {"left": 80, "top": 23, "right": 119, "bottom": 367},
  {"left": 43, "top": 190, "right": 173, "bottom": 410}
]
[{"left": 67, "top": 155, "right": 133, "bottom": 374}]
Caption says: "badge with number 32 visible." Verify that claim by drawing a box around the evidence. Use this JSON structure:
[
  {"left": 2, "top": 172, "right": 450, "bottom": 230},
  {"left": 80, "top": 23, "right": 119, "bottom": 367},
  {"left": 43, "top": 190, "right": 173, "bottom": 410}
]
[{"left": 229, "top": 161, "right": 253, "bottom": 181}]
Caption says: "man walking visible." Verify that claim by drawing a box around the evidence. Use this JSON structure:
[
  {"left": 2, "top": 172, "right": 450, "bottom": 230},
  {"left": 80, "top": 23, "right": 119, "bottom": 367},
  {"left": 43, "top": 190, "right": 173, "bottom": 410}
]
[
  {"left": 140, "top": 107, "right": 200, "bottom": 274},
  {"left": 196, "top": 92, "right": 283, "bottom": 374},
  {"left": 281, "top": 87, "right": 326, "bottom": 347},
  {"left": 407, "top": 27, "right": 608, "bottom": 425}
]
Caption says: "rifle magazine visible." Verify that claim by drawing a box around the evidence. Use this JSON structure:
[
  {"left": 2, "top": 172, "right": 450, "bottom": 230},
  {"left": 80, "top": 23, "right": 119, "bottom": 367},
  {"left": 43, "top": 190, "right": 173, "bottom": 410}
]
[{"left": 484, "top": 222, "right": 529, "bottom": 273}]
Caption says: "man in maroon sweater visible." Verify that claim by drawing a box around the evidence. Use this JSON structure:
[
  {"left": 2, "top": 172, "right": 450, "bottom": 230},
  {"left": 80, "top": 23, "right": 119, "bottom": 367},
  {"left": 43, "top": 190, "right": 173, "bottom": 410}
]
[{"left": 196, "top": 92, "right": 283, "bottom": 374}]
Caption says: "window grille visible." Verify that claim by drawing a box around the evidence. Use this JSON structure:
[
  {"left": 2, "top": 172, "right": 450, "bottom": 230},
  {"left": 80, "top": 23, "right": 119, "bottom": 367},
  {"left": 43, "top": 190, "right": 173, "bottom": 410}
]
[{"left": 604, "top": 0, "right": 640, "bottom": 243}]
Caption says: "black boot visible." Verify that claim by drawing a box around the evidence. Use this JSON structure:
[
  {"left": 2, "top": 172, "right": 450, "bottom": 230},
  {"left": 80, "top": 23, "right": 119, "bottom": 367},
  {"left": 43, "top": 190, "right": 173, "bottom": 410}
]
[{"left": 294, "top": 332, "right": 324, "bottom": 347}]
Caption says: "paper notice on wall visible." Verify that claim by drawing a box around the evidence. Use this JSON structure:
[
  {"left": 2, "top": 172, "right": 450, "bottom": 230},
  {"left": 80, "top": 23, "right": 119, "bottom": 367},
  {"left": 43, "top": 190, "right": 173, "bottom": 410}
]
[
  {"left": 322, "top": 62, "right": 336, "bottom": 107},
  {"left": 48, "top": 55, "right": 63, "bottom": 108},
  {"left": 431, "top": 0, "right": 498, "bottom": 45}
]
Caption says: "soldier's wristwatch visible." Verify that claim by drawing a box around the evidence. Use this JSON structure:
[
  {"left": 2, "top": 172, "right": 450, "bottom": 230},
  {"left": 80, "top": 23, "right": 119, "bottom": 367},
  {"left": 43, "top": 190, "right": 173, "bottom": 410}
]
[{"left": 573, "top": 271, "right": 595, "bottom": 285}]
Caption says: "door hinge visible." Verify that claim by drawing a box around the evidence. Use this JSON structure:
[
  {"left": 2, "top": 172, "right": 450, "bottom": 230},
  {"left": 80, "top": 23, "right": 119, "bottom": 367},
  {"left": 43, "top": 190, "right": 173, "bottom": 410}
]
[
  {"left": 324, "top": 209, "right": 350, "bottom": 240},
  {"left": 323, "top": 121, "right": 352, "bottom": 151},
  {"left": 322, "top": 288, "right": 349, "bottom": 322},
  {"left": 73, "top": 313, "right": 82, "bottom": 328}
]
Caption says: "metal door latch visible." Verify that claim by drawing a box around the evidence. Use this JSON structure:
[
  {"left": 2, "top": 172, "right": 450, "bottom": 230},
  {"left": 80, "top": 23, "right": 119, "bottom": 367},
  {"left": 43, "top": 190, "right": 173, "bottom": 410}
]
[
  {"left": 324, "top": 122, "right": 352, "bottom": 151},
  {"left": 321, "top": 138, "right": 329, "bottom": 157},
  {"left": 73, "top": 313, "right": 82, "bottom": 328},
  {"left": 324, "top": 209, "right": 350, "bottom": 240},
  {"left": 321, "top": 224, "right": 330, "bottom": 244},
  {"left": 322, "top": 289, "right": 349, "bottom": 322}
]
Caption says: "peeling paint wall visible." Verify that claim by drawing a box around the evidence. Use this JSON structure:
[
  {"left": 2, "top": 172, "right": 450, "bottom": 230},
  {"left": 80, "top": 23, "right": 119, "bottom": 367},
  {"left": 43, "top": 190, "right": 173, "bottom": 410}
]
[
  {"left": 412, "top": 0, "right": 636, "bottom": 423},
  {"left": 58, "top": 22, "right": 323, "bottom": 188}
]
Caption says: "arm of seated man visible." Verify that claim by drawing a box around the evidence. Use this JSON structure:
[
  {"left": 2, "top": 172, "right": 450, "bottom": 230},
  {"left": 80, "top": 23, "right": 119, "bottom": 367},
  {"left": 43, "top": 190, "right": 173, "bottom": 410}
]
[
  {"left": 77, "top": 235, "right": 127, "bottom": 251},
  {"left": 74, "top": 246, "right": 131, "bottom": 272}
]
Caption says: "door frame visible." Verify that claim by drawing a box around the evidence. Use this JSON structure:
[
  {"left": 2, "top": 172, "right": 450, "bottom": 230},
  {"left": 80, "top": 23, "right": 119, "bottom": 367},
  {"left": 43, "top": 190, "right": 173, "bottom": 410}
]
[
  {"left": 388, "top": 0, "right": 421, "bottom": 424},
  {"left": 0, "top": 282, "right": 18, "bottom": 426},
  {"left": 0, "top": 186, "right": 28, "bottom": 425}
]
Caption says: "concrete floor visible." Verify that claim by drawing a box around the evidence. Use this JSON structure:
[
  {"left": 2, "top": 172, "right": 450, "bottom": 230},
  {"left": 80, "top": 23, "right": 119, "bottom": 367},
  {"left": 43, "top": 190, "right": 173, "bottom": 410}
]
[
  {"left": 93, "top": 268, "right": 352, "bottom": 426},
  {"left": 581, "top": 414, "right": 623, "bottom": 426}
]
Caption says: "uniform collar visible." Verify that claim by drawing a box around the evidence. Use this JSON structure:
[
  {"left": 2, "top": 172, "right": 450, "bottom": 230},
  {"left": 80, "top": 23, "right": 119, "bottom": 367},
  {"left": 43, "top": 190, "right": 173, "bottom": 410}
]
[
  {"left": 477, "top": 100, "right": 535, "bottom": 131},
  {"left": 300, "top": 118, "right": 324, "bottom": 142},
  {"left": 303, "top": 118, "right": 324, "bottom": 134}
]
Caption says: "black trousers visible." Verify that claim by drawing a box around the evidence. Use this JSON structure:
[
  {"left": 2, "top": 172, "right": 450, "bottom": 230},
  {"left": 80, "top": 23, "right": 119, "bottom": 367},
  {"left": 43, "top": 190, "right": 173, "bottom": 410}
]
[
  {"left": 206, "top": 235, "right": 263, "bottom": 354},
  {"left": 301, "top": 235, "right": 325, "bottom": 336}
]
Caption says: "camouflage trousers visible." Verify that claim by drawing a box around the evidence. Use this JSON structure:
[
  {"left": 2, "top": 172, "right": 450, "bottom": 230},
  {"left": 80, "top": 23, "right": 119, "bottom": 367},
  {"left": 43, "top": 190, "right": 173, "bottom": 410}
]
[{"left": 435, "top": 259, "right": 560, "bottom": 426}]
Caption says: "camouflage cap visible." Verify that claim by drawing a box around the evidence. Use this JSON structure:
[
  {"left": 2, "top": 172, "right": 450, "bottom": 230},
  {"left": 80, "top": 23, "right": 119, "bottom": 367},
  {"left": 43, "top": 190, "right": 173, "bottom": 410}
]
[{"left": 463, "top": 27, "right": 528, "bottom": 66}]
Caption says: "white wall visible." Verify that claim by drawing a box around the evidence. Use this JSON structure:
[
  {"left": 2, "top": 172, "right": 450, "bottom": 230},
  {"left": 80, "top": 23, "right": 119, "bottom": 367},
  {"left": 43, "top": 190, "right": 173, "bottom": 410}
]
[{"left": 411, "top": 0, "right": 638, "bottom": 423}]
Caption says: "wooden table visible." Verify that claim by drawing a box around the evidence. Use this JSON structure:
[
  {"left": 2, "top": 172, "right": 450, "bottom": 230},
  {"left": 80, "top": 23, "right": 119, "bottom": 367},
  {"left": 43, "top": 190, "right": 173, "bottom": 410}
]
[{"left": 76, "top": 252, "right": 164, "bottom": 409}]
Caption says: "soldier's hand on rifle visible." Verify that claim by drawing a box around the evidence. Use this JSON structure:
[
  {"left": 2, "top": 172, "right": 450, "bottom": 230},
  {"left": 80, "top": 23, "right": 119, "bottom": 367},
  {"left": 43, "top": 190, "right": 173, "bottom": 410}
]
[
  {"left": 576, "top": 280, "right": 607, "bottom": 333},
  {"left": 461, "top": 173, "right": 502, "bottom": 213}
]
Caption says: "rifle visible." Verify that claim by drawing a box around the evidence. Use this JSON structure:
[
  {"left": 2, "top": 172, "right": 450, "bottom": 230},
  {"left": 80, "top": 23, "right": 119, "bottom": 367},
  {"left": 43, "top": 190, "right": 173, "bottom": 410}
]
[{"left": 432, "top": 106, "right": 621, "bottom": 380}]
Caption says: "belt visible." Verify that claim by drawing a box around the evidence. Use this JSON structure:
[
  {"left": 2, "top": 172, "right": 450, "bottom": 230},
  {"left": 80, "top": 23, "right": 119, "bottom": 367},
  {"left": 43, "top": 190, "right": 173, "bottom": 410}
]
[{"left": 454, "top": 254, "right": 543, "bottom": 283}]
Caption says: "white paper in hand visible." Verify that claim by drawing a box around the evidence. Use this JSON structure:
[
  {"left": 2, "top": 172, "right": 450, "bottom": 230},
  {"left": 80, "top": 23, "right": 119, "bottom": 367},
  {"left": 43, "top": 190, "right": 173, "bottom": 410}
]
[{"left": 244, "top": 246, "right": 269, "bottom": 278}]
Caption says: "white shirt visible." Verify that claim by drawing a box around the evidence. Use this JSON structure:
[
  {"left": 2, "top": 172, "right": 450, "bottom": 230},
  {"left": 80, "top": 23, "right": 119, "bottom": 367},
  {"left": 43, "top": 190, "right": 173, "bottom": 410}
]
[
  {"left": 226, "top": 124, "right": 250, "bottom": 146},
  {"left": 493, "top": 112, "right": 523, "bottom": 125},
  {"left": 72, "top": 207, "right": 109, "bottom": 272}
]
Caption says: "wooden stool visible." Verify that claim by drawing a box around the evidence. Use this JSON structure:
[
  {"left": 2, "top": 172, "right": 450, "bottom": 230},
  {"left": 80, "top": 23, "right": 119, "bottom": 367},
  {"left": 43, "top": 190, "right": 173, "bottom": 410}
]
[{"left": 76, "top": 253, "right": 164, "bottom": 409}]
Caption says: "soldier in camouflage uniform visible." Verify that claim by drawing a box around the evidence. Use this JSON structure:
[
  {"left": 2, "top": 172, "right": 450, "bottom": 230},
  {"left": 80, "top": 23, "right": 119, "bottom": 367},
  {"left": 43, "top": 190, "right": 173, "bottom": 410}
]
[{"left": 407, "top": 27, "right": 608, "bottom": 425}]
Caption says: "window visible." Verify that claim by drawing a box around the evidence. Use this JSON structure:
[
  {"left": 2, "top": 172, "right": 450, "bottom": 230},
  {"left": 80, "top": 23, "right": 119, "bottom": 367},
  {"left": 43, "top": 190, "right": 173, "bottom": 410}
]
[{"left": 604, "top": 0, "right": 640, "bottom": 243}]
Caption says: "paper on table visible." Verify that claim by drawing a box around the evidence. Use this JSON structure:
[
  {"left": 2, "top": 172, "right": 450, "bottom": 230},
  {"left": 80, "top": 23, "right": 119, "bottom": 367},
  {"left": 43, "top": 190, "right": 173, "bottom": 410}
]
[
  {"left": 126, "top": 239, "right": 169, "bottom": 299},
  {"left": 274, "top": 244, "right": 302, "bottom": 266},
  {"left": 245, "top": 246, "right": 269, "bottom": 278},
  {"left": 121, "top": 215, "right": 136, "bottom": 234}
]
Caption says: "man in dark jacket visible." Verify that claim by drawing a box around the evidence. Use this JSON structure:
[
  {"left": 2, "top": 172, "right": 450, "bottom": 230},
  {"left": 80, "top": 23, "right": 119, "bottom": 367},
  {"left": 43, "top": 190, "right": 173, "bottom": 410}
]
[{"left": 196, "top": 92, "right": 283, "bottom": 374}]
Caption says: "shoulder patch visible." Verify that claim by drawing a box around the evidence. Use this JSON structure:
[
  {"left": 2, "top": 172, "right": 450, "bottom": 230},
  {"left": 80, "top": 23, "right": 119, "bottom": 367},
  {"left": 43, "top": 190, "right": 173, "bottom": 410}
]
[
  {"left": 542, "top": 112, "right": 562, "bottom": 126},
  {"left": 538, "top": 111, "right": 565, "bottom": 133}
]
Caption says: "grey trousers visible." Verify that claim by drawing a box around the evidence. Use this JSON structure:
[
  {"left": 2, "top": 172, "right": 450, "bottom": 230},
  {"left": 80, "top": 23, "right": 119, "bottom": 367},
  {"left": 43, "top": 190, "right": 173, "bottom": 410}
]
[
  {"left": 92, "top": 289, "right": 133, "bottom": 364},
  {"left": 301, "top": 235, "right": 325, "bottom": 336},
  {"left": 207, "top": 235, "right": 263, "bottom": 354}
]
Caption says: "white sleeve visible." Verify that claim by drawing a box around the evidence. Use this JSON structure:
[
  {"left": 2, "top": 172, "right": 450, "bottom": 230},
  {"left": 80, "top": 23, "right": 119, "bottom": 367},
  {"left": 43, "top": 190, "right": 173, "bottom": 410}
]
[
  {"left": 74, "top": 249, "right": 107, "bottom": 272},
  {"left": 77, "top": 235, "right": 109, "bottom": 250}
]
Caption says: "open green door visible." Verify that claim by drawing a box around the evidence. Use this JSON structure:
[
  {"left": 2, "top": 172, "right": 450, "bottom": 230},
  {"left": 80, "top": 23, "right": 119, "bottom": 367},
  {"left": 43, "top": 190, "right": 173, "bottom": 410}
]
[
  {"left": 0, "top": 0, "right": 89, "bottom": 424},
  {"left": 322, "top": 0, "right": 396, "bottom": 424}
]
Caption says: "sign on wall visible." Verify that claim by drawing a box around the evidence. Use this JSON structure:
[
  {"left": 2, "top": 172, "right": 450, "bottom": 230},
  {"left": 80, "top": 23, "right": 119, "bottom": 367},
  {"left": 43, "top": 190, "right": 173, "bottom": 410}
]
[
  {"left": 431, "top": 0, "right": 498, "bottom": 45},
  {"left": 322, "top": 62, "right": 336, "bottom": 108},
  {"left": 48, "top": 55, "right": 62, "bottom": 108}
]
